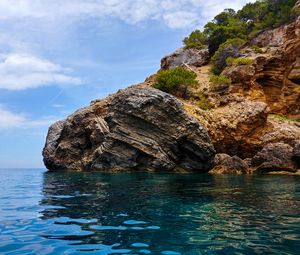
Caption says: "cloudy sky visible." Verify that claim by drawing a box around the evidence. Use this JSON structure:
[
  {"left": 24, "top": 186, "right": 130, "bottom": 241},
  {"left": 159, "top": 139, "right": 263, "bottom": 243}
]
[{"left": 0, "top": 0, "right": 254, "bottom": 168}]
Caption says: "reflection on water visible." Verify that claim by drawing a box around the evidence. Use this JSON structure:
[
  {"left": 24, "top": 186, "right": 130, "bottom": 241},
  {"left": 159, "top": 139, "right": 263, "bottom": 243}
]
[{"left": 0, "top": 169, "right": 300, "bottom": 254}]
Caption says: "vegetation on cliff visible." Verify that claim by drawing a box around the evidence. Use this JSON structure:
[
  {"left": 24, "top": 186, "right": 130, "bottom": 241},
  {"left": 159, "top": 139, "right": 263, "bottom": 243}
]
[
  {"left": 154, "top": 67, "right": 198, "bottom": 94},
  {"left": 183, "top": 0, "right": 298, "bottom": 74}
]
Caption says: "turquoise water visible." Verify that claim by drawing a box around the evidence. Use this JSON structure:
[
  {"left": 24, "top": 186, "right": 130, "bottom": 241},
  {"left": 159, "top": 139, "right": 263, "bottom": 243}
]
[{"left": 0, "top": 169, "right": 300, "bottom": 254}]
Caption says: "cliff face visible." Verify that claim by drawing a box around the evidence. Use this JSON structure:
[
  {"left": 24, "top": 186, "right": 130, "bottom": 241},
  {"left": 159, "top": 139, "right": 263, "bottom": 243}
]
[
  {"left": 223, "top": 16, "right": 300, "bottom": 116},
  {"left": 43, "top": 87, "right": 215, "bottom": 172}
]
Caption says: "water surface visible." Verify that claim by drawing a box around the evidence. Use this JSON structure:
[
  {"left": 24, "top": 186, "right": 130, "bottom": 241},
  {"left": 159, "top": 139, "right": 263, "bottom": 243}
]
[{"left": 0, "top": 169, "right": 300, "bottom": 254}]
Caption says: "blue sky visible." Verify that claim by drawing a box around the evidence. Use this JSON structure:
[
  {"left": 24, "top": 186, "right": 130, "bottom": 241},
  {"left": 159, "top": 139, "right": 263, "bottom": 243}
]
[{"left": 0, "top": 0, "right": 254, "bottom": 168}]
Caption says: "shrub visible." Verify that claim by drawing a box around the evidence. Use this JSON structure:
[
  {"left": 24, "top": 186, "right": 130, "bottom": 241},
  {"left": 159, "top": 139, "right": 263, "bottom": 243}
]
[
  {"left": 209, "top": 75, "right": 232, "bottom": 85},
  {"left": 211, "top": 38, "right": 246, "bottom": 74},
  {"left": 252, "top": 45, "right": 263, "bottom": 53},
  {"left": 154, "top": 67, "right": 198, "bottom": 93},
  {"left": 197, "top": 93, "right": 212, "bottom": 110},
  {"left": 226, "top": 57, "right": 253, "bottom": 66},
  {"left": 183, "top": 30, "right": 207, "bottom": 49}
]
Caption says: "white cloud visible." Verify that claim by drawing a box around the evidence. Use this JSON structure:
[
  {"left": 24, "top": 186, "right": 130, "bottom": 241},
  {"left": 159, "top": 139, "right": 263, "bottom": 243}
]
[
  {"left": 0, "top": 53, "right": 81, "bottom": 90},
  {"left": 0, "top": 0, "right": 257, "bottom": 29},
  {"left": 0, "top": 105, "right": 58, "bottom": 129}
]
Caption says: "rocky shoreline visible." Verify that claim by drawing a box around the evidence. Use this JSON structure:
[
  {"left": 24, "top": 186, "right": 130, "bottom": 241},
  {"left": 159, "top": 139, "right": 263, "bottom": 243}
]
[{"left": 43, "top": 11, "right": 300, "bottom": 175}]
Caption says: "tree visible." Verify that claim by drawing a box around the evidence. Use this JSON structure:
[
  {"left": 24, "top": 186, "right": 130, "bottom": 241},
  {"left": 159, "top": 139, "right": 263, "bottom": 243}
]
[{"left": 183, "top": 30, "right": 207, "bottom": 49}]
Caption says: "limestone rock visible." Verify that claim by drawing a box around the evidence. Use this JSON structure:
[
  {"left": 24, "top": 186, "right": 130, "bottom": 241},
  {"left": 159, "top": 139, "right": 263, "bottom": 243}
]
[
  {"left": 161, "top": 47, "right": 209, "bottom": 70},
  {"left": 227, "top": 17, "right": 300, "bottom": 115},
  {"left": 222, "top": 65, "right": 255, "bottom": 84},
  {"left": 210, "top": 153, "right": 249, "bottom": 174},
  {"left": 185, "top": 99, "right": 269, "bottom": 158},
  {"left": 43, "top": 87, "right": 215, "bottom": 172}
]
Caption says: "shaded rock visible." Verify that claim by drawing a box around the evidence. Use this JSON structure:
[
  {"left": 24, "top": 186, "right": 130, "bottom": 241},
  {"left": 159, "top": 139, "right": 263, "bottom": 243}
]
[
  {"left": 210, "top": 153, "right": 249, "bottom": 174},
  {"left": 251, "top": 143, "right": 297, "bottom": 173},
  {"left": 293, "top": 141, "right": 300, "bottom": 166},
  {"left": 43, "top": 87, "right": 215, "bottom": 172},
  {"left": 161, "top": 47, "right": 209, "bottom": 70},
  {"left": 288, "top": 57, "right": 300, "bottom": 82}
]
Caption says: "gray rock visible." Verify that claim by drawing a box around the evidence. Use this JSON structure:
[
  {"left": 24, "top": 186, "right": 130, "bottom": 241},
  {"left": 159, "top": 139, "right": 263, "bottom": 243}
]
[
  {"left": 251, "top": 143, "right": 297, "bottom": 173},
  {"left": 161, "top": 47, "right": 209, "bottom": 70},
  {"left": 43, "top": 87, "right": 215, "bottom": 172}
]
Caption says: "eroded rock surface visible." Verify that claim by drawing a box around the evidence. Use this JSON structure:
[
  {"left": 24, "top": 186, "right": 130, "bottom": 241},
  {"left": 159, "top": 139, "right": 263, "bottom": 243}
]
[
  {"left": 43, "top": 87, "right": 215, "bottom": 172},
  {"left": 222, "top": 16, "right": 300, "bottom": 115},
  {"left": 161, "top": 47, "right": 209, "bottom": 70},
  {"left": 210, "top": 154, "right": 249, "bottom": 174},
  {"left": 186, "top": 97, "right": 300, "bottom": 162},
  {"left": 250, "top": 143, "right": 297, "bottom": 173}
]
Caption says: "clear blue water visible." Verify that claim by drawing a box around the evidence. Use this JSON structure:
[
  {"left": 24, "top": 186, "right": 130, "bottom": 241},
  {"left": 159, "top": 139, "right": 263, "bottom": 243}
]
[{"left": 0, "top": 169, "right": 300, "bottom": 255}]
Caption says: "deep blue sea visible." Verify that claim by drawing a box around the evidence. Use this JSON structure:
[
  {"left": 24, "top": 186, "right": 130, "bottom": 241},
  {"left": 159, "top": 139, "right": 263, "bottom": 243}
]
[{"left": 0, "top": 169, "right": 300, "bottom": 255}]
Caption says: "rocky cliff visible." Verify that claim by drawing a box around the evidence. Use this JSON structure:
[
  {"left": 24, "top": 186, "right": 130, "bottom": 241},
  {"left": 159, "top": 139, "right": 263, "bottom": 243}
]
[
  {"left": 223, "top": 16, "right": 300, "bottom": 116},
  {"left": 43, "top": 4, "right": 300, "bottom": 174}
]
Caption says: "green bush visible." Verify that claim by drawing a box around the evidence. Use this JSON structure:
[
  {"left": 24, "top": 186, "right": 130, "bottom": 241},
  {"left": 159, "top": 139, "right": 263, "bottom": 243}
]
[
  {"left": 197, "top": 93, "right": 212, "bottom": 111},
  {"left": 252, "top": 45, "right": 263, "bottom": 53},
  {"left": 209, "top": 75, "right": 232, "bottom": 85},
  {"left": 211, "top": 38, "right": 246, "bottom": 74},
  {"left": 154, "top": 67, "right": 198, "bottom": 93},
  {"left": 183, "top": 30, "right": 207, "bottom": 49},
  {"left": 226, "top": 57, "right": 253, "bottom": 66}
]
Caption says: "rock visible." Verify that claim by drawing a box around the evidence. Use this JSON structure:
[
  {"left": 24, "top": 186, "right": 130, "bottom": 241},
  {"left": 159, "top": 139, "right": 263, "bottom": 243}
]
[
  {"left": 210, "top": 153, "right": 249, "bottom": 174},
  {"left": 161, "top": 47, "right": 209, "bottom": 70},
  {"left": 185, "top": 98, "right": 269, "bottom": 158},
  {"left": 261, "top": 119, "right": 300, "bottom": 147},
  {"left": 288, "top": 57, "right": 300, "bottom": 82},
  {"left": 222, "top": 65, "right": 255, "bottom": 84},
  {"left": 43, "top": 87, "right": 215, "bottom": 172},
  {"left": 42, "top": 121, "right": 65, "bottom": 170},
  {"left": 293, "top": 141, "right": 300, "bottom": 166},
  {"left": 229, "top": 17, "right": 300, "bottom": 115},
  {"left": 186, "top": 97, "right": 300, "bottom": 160},
  {"left": 251, "top": 143, "right": 297, "bottom": 174}
]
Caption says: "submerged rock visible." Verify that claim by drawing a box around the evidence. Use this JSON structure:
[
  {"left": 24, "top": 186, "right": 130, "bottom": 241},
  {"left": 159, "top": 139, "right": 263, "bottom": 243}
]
[
  {"left": 43, "top": 87, "right": 215, "bottom": 172},
  {"left": 161, "top": 47, "right": 209, "bottom": 70}
]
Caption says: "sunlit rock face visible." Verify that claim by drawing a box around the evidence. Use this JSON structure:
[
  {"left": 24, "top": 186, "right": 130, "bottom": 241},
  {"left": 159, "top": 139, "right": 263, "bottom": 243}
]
[
  {"left": 43, "top": 87, "right": 215, "bottom": 172},
  {"left": 161, "top": 47, "right": 210, "bottom": 70},
  {"left": 222, "top": 16, "right": 300, "bottom": 115}
]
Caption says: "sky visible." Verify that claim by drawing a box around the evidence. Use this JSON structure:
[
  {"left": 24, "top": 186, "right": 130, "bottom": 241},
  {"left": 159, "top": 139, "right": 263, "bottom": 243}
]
[{"left": 0, "top": 0, "right": 254, "bottom": 168}]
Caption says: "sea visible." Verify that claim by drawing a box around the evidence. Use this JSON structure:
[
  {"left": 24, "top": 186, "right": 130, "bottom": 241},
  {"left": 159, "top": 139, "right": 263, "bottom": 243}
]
[{"left": 0, "top": 169, "right": 300, "bottom": 254}]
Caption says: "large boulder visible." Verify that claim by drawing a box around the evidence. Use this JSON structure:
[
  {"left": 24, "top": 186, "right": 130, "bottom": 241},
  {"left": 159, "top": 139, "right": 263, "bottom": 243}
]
[
  {"left": 250, "top": 143, "right": 297, "bottom": 173},
  {"left": 161, "top": 47, "right": 209, "bottom": 70},
  {"left": 43, "top": 87, "right": 215, "bottom": 172},
  {"left": 210, "top": 153, "right": 249, "bottom": 174}
]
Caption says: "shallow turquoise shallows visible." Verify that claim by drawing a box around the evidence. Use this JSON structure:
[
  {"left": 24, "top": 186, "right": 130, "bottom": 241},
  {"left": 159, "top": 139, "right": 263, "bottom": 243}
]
[{"left": 0, "top": 169, "right": 300, "bottom": 255}]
